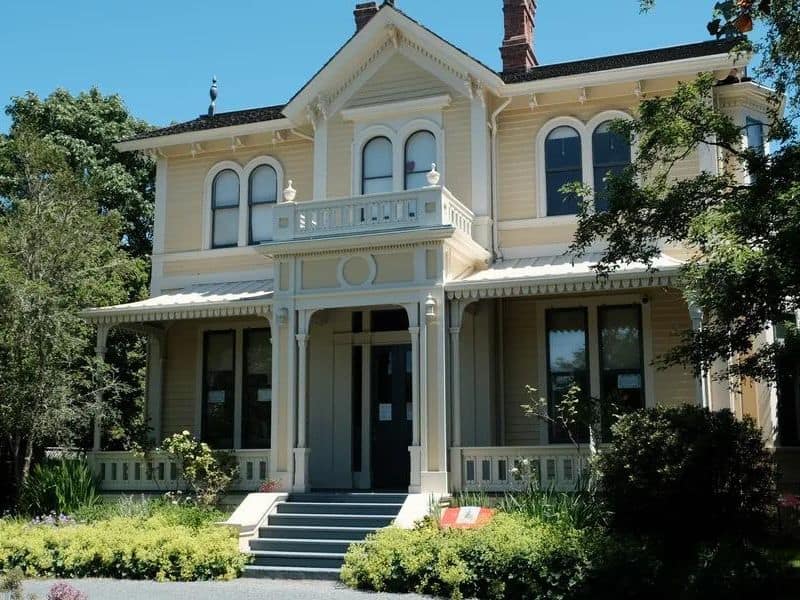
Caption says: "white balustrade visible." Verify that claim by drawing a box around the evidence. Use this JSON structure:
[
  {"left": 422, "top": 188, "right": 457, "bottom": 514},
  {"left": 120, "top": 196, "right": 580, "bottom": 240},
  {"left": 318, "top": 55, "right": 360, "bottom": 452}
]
[
  {"left": 455, "top": 446, "right": 590, "bottom": 492},
  {"left": 88, "top": 449, "right": 271, "bottom": 493},
  {"left": 272, "top": 185, "right": 473, "bottom": 242}
]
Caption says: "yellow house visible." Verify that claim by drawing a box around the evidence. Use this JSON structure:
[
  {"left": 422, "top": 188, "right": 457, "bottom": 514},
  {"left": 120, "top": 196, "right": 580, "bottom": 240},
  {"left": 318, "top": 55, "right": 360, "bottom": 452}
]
[{"left": 82, "top": 1, "right": 788, "bottom": 498}]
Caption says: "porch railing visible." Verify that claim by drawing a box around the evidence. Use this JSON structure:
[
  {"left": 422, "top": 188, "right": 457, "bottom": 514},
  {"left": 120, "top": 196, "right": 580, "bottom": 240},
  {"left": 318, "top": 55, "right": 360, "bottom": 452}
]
[
  {"left": 272, "top": 186, "right": 473, "bottom": 242},
  {"left": 88, "top": 449, "right": 271, "bottom": 493},
  {"left": 451, "top": 446, "right": 590, "bottom": 493}
]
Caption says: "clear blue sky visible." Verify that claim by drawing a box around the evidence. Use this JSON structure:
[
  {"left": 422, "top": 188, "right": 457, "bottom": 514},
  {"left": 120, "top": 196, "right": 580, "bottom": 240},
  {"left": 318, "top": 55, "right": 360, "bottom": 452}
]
[{"left": 0, "top": 1, "right": 738, "bottom": 132}]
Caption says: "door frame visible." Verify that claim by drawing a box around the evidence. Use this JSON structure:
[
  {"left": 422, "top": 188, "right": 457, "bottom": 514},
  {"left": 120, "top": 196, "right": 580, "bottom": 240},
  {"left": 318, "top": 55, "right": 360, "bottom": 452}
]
[{"left": 353, "top": 330, "right": 411, "bottom": 489}]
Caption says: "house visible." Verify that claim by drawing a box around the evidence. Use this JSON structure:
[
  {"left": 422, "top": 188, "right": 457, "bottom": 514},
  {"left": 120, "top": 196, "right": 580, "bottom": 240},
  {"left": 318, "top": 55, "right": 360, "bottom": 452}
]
[{"left": 83, "top": 0, "right": 793, "bottom": 497}]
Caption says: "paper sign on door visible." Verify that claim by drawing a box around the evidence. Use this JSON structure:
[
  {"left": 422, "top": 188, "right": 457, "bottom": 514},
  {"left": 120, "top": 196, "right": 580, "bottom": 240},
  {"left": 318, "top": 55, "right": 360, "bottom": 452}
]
[{"left": 379, "top": 403, "right": 393, "bottom": 421}]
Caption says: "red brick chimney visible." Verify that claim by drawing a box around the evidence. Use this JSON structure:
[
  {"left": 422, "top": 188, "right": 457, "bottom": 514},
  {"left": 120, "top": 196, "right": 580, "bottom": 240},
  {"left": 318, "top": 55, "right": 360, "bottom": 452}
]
[
  {"left": 500, "top": 0, "right": 538, "bottom": 72},
  {"left": 354, "top": 2, "right": 379, "bottom": 32}
]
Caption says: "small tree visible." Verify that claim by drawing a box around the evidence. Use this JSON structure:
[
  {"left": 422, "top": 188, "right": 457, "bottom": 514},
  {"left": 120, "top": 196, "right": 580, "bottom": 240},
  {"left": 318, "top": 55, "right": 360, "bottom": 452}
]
[{"left": 161, "top": 431, "right": 238, "bottom": 506}]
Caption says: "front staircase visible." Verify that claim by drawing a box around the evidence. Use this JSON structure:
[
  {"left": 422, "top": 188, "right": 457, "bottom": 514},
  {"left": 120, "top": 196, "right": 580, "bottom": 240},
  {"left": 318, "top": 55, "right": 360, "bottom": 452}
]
[{"left": 243, "top": 492, "right": 407, "bottom": 580}]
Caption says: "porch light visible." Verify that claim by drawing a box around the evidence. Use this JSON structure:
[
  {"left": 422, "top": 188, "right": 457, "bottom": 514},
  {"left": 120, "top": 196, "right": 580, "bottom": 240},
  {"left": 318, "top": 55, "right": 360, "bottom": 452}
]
[
  {"left": 426, "top": 163, "right": 441, "bottom": 186},
  {"left": 283, "top": 180, "right": 297, "bottom": 202},
  {"left": 425, "top": 293, "right": 438, "bottom": 322}
]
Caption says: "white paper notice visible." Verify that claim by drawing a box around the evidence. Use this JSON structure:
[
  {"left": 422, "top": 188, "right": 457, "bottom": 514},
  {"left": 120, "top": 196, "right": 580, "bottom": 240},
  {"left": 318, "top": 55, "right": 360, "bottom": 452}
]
[
  {"left": 617, "top": 373, "right": 642, "bottom": 390},
  {"left": 208, "top": 390, "right": 225, "bottom": 404},
  {"left": 456, "top": 507, "right": 481, "bottom": 525},
  {"left": 257, "top": 388, "right": 271, "bottom": 402},
  {"left": 379, "top": 403, "right": 393, "bottom": 421}
]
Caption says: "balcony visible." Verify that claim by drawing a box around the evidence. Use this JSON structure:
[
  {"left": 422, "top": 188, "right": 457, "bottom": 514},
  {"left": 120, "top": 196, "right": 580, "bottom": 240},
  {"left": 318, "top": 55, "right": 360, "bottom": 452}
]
[{"left": 271, "top": 185, "right": 474, "bottom": 244}]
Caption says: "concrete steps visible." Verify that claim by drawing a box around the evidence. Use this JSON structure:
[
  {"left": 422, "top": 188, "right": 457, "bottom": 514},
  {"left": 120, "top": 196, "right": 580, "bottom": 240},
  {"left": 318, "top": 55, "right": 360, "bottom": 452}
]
[{"left": 242, "top": 491, "right": 406, "bottom": 580}]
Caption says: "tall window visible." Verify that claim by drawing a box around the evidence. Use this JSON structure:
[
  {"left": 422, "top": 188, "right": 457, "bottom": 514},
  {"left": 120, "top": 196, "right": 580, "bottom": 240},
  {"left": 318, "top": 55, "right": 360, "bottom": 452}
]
[
  {"left": 242, "top": 328, "right": 272, "bottom": 449},
  {"left": 598, "top": 305, "right": 644, "bottom": 438},
  {"left": 546, "top": 308, "right": 590, "bottom": 443},
  {"left": 211, "top": 169, "right": 240, "bottom": 248},
  {"left": 248, "top": 164, "right": 278, "bottom": 244},
  {"left": 592, "top": 121, "right": 631, "bottom": 212},
  {"left": 404, "top": 130, "right": 436, "bottom": 189},
  {"left": 544, "top": 126, "right": 583, "bottom": 216},
  {"left": 202, "top": 330, "right": 235, "bottom": 448},
  {"left": 362, "top": 136, "right": 393, "bottom": 194}
]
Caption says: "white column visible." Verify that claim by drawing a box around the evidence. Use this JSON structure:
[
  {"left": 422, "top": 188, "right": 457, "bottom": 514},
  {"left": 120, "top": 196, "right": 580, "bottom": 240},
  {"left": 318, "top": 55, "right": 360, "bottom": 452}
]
[
  {"left": 93, "top": 324, "right": 110, "bottom": 452},
  {"left": 293, "top": 321, "right": 311, "bottom": 492},
  {"left": 408, "top": 325, "right": 421, "bottom": 493},
  {"left": 312, "top": 118, "right": 328, "bottom": 201},
  {"left": 269, "top": 317, "right": 280, "bottom": 481},
  {"left": 689, "top": 305, "right": 710, "bottom": 409},
  {"left": 419, "top": 308, "right": 429, "bottom": 472},
  {"left": 448, "top": 300, "right": 463, "bottom": 492},
  {"left": 146, "top": 332, "right": 165, "bottom": 444},
  {"left": 470, "top": 83, "right": 491, "bottom": 249}
]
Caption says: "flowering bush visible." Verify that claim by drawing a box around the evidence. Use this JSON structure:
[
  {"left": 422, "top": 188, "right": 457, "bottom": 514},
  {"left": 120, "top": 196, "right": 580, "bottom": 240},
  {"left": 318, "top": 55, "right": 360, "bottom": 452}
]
[
  {"left": 160, "top": 431, "right": 238, "bottom": 506},
  {"left": 258, "top": 479, "right": 280, "bottom": 493},
  {"left": 29, "top": 512, "right": 76, "bottom": 527},
  {"left": 47, "top": 582, "right": 88, "bottom": 600}
]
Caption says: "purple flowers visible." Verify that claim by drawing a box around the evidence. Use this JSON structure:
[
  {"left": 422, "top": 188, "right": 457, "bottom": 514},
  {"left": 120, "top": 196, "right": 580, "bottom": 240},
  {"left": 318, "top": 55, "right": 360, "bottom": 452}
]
[
  {"left": 47, "top": 582, "right": 88, "bottom": 600},
  {"left": 30, "top": 512, "right": 76, "bottom": 526}
]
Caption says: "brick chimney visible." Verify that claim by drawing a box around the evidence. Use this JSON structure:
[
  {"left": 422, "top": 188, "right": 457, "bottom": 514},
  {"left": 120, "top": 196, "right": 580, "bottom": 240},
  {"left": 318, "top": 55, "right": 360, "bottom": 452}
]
[
  {"left": 500, "top": 0, "right": 538, "bottom": 72},
  {"left": 354, "top": 2, "right": 379, "bottom": 32}
]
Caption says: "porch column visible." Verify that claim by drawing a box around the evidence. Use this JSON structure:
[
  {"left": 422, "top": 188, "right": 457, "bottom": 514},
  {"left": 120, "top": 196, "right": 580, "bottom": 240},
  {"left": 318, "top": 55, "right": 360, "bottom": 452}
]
[
  {"left": 421, "top": 291, "right": 449, "bottom": 494},
  {"left": 448, "top": 299, "right": 463, "bottom": 491},
  {"left": 689, "top": 305, "right": 710, "bottom": 409},
  {"left": 408, "top": 323, "right": 421, "bottom": 493},
  {"left": 146, "top": 331, "right": 165, "bottom": 444},
  {"left": 293, "top": 325, "right": 310, "bottom": 492},
  {"left": 93, "top": 324, "right": 110, "bottom": 452}
]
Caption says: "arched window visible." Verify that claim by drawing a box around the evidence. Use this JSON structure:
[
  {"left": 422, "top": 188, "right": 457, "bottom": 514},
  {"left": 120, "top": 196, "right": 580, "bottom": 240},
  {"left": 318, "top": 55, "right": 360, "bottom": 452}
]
[
  {"left": 545, "top": 126, "right": 583, "bottom": 216},
  {"left": 592, "top": 121, "right": 631, "bottom": 212},
  {"left": 248, "top": 164, "right": 278, "bottom": 244},
  {"left": 404, "top": 130, "right": 436, "bottom": 190},
  {"left": 362, "top": 136, "right": 393, "bottom": 194},
  {"left": 211, "top": 169, "right": 240, "bottom": 248}
]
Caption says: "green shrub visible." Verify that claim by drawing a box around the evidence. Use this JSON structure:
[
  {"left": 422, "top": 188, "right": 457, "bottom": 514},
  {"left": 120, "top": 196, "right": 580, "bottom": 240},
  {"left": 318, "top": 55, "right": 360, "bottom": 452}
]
[
  {"left": 596, "top": 405, "right": 776, "bottom": 541},
  {"left": 19, "top": 459, "right": 99, "bottom": 516},
  {"left": 0, "top": 514, "right": 247, "bottom": 581},
  {"left": 497, "top": 489, "right": 608, "bottom": 529},
  {"left": 72, "top": 495, "right": 226, "bottom": 527}
]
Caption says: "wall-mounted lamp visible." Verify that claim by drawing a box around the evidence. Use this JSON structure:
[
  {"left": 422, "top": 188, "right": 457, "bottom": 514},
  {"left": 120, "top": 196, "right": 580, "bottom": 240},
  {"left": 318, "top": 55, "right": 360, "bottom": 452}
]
[
  {"left": 425, "top": 293, "right": 438, "bottom": 323},
  {"left": 277, "top": 307, "right": 289, "bottom": 326}
]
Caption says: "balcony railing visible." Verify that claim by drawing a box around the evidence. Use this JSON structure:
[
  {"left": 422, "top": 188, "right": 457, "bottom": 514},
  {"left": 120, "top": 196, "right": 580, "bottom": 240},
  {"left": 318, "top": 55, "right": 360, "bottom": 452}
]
[
  {"left": 272, "top": 186, "right": 473, "bottom": 243},
  {"left": 453, "top": 446, "right": 590, "bottom": 492},
  {"left": 87, "top": 449, "right": 271, "bottom": 493}
]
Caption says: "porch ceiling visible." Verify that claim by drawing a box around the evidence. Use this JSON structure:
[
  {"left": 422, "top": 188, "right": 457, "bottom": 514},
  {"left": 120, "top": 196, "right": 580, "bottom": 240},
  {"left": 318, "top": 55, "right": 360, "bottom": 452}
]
[
  {"left": 446, "top": 252, "right": 682, "bottom": 300},
  {"left": 81, "top": 280, "right": 274, "bottom": 324}
]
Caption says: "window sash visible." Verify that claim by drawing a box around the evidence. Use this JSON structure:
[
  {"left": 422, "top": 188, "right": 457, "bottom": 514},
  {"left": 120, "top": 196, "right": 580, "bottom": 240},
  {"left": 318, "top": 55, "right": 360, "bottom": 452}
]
[
  {"left": 212, "top": 205, "right": 239, "bottom": 248},
  {"left": 545, "top": 129, "right": 582, "bottom": 216},
  {"left": 362, "top": 137, "right": 393, "bottom": 194},
  {"left": 242, "top": 328, "right": 272, "bottom": 449},
  {"left": 202, "top": 330, "right": 236, "bottom": 449},
  {"left": 404, "top": 130, "right": 436, "bottom": 190}
]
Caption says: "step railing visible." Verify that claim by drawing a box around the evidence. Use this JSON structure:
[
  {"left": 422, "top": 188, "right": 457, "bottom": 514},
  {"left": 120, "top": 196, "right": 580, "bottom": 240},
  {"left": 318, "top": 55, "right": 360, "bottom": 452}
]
[
  {"left": 272, "top": 186, "right": 473, "bottom": 242},
  {"left": 451, "top": 446, "right": 591, "bottom": 492},
  {"left": 88, "top": 449, "right": 271, "bottom": 493}
]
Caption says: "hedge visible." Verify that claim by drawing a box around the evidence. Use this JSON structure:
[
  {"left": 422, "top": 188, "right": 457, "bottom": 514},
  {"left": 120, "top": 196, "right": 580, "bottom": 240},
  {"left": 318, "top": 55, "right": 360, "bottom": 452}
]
[{"left": 0, "top": 515, "right": 248, "bottom": 581}]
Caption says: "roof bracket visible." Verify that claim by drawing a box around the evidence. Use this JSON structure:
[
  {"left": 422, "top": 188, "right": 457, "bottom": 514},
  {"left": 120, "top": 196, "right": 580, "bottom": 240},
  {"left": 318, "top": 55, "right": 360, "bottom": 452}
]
[
  {"left": 230, "top": 136, "right": 244, "bottom": 152},
  {"left": 528, "top": 93, "right": 539, "bottom": 111},
  {"left": 634, "top": 80, "right": 643, "bottom": 98},
  {"left": 190, "top": 142, "right": 204, "bottom": 158},
  {"left": 578, "top": 87, "right": 587, "bottom": 104}
]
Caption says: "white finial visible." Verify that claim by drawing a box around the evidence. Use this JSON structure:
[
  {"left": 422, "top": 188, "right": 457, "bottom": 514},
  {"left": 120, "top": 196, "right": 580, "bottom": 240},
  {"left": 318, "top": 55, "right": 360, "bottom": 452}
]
[
  {"left": 426, "top": 163, "right": 440, "bottom": 186},
  {"left": 283, "top": 180, "right": 296, "bottom": 202}
]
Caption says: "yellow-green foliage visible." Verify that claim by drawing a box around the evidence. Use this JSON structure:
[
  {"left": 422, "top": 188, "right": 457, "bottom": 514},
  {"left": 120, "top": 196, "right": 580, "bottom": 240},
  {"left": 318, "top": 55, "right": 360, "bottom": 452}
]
[
  {"left": 0, "top": 516, "right": 248, "bottom": 581},
  {"left": 341, "top": 513, "right": 609, "bottom": 600}
]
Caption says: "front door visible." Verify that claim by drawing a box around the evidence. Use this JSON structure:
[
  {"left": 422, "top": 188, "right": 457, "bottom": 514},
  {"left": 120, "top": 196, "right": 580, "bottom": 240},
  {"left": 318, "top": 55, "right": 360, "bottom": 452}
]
[{"left": 371, "top": 344, "right": 412, "bottom": 490}]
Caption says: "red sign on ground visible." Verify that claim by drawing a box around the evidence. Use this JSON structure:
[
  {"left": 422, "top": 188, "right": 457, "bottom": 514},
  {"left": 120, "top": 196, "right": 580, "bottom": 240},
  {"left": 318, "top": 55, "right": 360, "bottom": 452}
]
[{"left": 440, "top": 506, "right": 495, "bottom": 529}]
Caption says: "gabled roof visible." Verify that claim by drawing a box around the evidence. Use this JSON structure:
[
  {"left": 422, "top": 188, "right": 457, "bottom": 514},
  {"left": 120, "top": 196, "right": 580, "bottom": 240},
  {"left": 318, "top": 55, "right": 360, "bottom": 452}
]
[{"left": 501, "top": 39, "right": 738, "bottom": 83}]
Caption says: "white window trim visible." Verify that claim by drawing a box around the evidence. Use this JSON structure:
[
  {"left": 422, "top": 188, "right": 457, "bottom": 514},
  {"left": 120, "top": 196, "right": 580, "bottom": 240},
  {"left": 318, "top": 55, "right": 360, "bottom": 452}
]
[
  {"left": 352, "top": 117, "right": 445, "bottom": 196},
  {"left": 202, "top": 157, "right": 285, "bottom": 250},
  {"left": 535, "top": 295, "right": 655, "bottom": 444},
  {"left": 242, "top": 156, "right": 285, "bottom": 246},
  {"left": 535, "top": 111, "right": 633, "bottom": 220}
]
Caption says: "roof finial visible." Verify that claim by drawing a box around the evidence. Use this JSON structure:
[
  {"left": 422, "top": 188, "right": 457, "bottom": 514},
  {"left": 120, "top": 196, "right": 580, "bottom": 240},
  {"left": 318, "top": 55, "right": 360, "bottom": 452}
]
[{"left": 208, "top": 76, "right": 218, "bottom": 117}]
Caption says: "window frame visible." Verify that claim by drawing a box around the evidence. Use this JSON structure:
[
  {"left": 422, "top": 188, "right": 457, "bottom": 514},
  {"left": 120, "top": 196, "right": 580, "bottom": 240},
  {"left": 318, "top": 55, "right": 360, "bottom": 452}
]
[
  {"left": 403, "top": 129, "right": 437, "bottom": 190},
  {"left": 361, "top": 135, "right": 395, "bottom": 195},
  {"left": 201, "top": 329, "right": 236, "bottom": 449},
  {"left": 591, "top": 120, "right": 633, "bottom": 212},
  {"left": 543, "top": 125, "right": 584, "bottom": 217},
  {"left": 241, "top": 327, "right": 272, "bottom": 449},
  {"left": 244, "top": 157, "right": 284, "bottom": 245},
  {"left": 210, "top": 169, "right": 241, "bottom": 249},
  {"left": 536, "top": 112, "right": 633, "bottom": 219}
]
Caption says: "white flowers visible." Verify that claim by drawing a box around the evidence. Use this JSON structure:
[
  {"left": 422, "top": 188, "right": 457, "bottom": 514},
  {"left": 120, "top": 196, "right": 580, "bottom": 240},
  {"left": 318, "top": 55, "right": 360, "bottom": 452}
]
[{"left": 182, "top": 430, "right": 191, "bottom": 436}]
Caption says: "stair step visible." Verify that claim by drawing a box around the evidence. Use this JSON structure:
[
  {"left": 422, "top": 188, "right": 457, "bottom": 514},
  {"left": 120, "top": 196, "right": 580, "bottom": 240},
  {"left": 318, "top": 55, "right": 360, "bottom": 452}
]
[
  {"left": 250, "top": 550, "right": 346, "bottom": 569},
  {"left": 249, "top": 538, "right": 357, "bottom": 553},
  {"left": 288, "top": 492, "right": 407, "bottom": 504},
  {"left": 242, "top": 565, "right": 341, "bottom": 580},
  {"left": 276, "top": 501, "right": 404, "bottom": 515},
  {"left": 257, "top": 525, "right": 376, "bottom": 540},
  {"left": 267, "top": 513, "right": 396, "bottom": 528}
]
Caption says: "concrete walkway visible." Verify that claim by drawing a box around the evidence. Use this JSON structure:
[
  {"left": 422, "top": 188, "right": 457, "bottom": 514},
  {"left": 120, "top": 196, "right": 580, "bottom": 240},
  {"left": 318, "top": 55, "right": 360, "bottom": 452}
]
[{"left": 23, "top": 578, "right": 431, "bottom": 599}]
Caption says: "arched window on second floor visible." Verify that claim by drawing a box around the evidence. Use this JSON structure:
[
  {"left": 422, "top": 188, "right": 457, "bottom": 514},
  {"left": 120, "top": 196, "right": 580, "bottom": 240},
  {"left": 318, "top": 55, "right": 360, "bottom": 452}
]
[
  {"left": 592, "top": 121, "right": 631, "bottom": 212},
  {"left": 404, "top": 130, "right": 436, "bottom": 190},
  {"left": 362, "top": 136, "right": 393, "bottom": 194},
  {"left": 211, "top": 169, "right": 240, "bottom": 248},
  {"left": 545, "top": 126, "right": 583, "bottom": 216},
  {"left": 248, "top": 164, "right": 278, "bottom": 244}
]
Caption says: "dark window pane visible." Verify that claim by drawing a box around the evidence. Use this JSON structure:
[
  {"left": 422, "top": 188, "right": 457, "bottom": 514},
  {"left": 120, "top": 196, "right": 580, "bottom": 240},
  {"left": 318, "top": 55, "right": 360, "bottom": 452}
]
[
  {"left": 212, "top": 169, "right": 240, "bottom": 248},
  {"left": 352, "top": 346, "right": 363, "bottom": 470},
  {"left": 203, "top": 331, "right": 235, "bottom": 448},
  {"left": 592, "top": 121, "right": 631, "bottom": 212},
  {"left": 599, "top": 305, "right": 644, "bottom": 439},
  {"left": 546, "top": 308, "right": 589, "bottom": 443},
  {"left": 545, "top": 126, "right": 582, "bottom": 216},
  {"left": 371, "top": 309, "right": 409, "bottom": 332},
  {"left": 746, "top": 117, "right": 764, "bottom": 155},
  {"left": 404, "top": 130, "right": 436, "bottom": 190},
  {"left": 362, "top": 136, "right": 393, "bottom": 194},
  {"left": 242, "top": 328, "right": 271, "bottom": 449}
]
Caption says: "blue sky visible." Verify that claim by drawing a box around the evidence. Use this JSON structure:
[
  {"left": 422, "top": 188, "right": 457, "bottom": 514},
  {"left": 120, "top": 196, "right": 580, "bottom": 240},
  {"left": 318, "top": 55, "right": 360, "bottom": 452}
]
[{"left": 0, "top": 1, "right": 737, "bottom": 132}]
